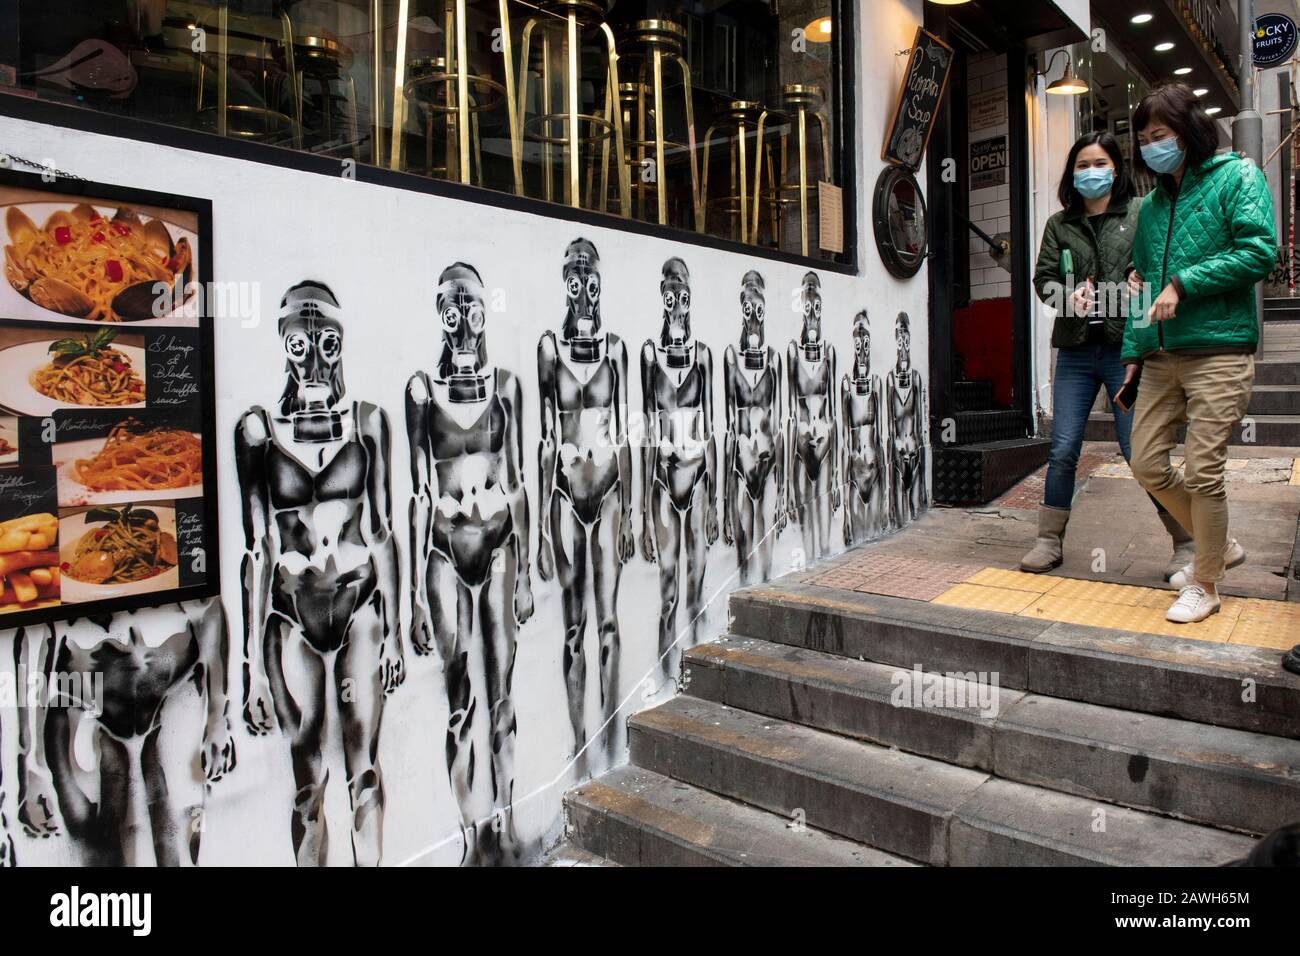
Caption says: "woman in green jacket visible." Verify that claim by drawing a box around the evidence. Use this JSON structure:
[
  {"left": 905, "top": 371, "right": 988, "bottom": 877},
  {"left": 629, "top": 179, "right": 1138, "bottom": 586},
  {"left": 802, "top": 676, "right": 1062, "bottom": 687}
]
[
  {"left": 1022, "top": 132, "right": 1192, "bottom": 577},
  {"left": 1122, "top": 83, "right": 1276, "bottom": 624}
]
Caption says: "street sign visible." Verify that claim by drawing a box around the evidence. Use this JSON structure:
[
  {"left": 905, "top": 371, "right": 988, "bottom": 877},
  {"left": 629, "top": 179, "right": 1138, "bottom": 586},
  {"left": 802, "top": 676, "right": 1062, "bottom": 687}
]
[{"left": 1253, "top": 13, "right": 1297, "bottom": 67}]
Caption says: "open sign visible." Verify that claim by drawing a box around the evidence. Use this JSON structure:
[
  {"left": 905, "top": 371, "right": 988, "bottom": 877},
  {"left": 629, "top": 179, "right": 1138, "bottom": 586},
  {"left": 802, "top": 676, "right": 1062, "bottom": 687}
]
[{"left": 970, "top": 135, "right": 1007, "bottom": 189}]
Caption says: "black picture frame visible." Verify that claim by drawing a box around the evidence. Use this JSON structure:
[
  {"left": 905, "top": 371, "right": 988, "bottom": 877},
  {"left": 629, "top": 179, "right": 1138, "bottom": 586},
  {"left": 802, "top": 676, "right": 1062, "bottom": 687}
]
[
  {"left": 0, "top": 168, "right": 219, "bottom": 628},
  {"left": 873, "top": 166, "right": 928, "bottom": 279}
]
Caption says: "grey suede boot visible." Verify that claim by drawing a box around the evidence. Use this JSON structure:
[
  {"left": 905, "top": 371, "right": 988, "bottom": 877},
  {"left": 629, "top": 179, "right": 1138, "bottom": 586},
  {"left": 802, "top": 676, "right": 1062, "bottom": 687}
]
[
  {"left": 1020, "top": 505, "right": 1069, "bottom": 573},
  {"left": 1158, "top": 511, "right": 1195, "bottom": 582}
]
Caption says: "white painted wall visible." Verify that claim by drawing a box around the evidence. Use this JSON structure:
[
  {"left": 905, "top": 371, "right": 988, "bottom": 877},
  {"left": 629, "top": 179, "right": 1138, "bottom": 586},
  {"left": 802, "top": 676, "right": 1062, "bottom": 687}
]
[{"left": 0, "top": 0, "right": 931, "bottom": 867}]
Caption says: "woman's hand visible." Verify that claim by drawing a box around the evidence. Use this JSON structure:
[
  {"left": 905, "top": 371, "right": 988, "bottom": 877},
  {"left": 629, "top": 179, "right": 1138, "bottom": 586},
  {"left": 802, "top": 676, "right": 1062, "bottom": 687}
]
[
  {"left": 1127, "top": 270, "right": 1143, "bottom": 297},
  {"left": 1069, "top": 281, "right": 1095, "bottom": 316},
  {"left": 1121, "top": 363, "right": 1139, "bottom": 388},
  {"left": 1148, "top": 283, "right": 1181, "bottom": 322}
]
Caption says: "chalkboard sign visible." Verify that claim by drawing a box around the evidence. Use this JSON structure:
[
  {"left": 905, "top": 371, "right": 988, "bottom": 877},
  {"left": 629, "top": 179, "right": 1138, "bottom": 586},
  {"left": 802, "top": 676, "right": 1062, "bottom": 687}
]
[
  {"left": 882, "top": 27, "right": 954, "bottom": 170},
  {"left": 0, "top": 171, "right": 219, "bottom": 629}
]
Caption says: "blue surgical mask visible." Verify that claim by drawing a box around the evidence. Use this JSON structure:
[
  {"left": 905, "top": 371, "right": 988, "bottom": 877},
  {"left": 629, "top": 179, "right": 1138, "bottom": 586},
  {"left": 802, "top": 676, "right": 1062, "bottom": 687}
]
[
  {"left": 1141, "top": 137, "right": 1185, "bottom": 175},
  {"left": 1073, "top": 167, "right": 1114, "bottom": 199}
]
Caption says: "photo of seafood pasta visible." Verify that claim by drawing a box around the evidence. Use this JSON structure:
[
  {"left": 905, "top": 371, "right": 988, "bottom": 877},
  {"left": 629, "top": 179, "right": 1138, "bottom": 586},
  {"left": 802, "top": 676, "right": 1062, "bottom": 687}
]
[
  {"left": 61, "top": 503, "right": 177, "bottom": 586},
  {"left": 0, "top": 512, "right": 60, "bottom": 614},
  {"left": 31, "top": 328, "right": 145, "bottom": 406},
  {"left": 4, "top": 203, "right": 192, "bottom": 322},
  {"left": 72, "top": 419, "right": 201, "bottom": 492}
]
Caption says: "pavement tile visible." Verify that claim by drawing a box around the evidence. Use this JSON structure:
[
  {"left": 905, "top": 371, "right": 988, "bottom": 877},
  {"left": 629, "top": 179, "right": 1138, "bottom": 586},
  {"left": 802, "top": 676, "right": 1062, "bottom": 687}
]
[
  {"left": 965, "top": 567, "right": 1064, "bottom": 594},
  {"left": 1043, "top": 577, "right": 1150, "bottom": 606},
  {"left": 933, "top": 582, "right": 1041, "bottom": 614},
  {"left": 1018, "top": 592, "right": 1237, "bottom": 642},
  {"left": 853, "top": 575, "right": 957, "bottom": 601}
]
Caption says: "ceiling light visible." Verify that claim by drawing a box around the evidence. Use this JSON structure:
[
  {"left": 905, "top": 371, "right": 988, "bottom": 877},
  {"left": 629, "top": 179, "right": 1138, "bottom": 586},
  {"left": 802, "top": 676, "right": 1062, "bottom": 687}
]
[
  {"left": 1155, "top": 42, "right": 1175, "bottom": 51},
  {"left": 1174, "top": 67, "right": 1193, "bottom": 75},
  {"left": 1131, "top": 13, "right": 1153, "bottom": 24},
  {"left": 1193, "top": 88, "right": 1208, "bottom": 96},
  {"left": 1206, "top": 106, "right": 1222, "bottom": 115},
  {"left": 926, "top": 0, "right": 973, "bottom": 5},
  {"left": 805, "top": 16, "right": 832, "bottom": 41}
]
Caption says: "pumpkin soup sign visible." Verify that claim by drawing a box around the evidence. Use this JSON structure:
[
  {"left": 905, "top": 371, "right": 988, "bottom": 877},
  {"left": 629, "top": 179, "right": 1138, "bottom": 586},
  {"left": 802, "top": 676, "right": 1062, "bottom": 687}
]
[{"left": 882, "top": 27, "right": 954, "bottom": 171}]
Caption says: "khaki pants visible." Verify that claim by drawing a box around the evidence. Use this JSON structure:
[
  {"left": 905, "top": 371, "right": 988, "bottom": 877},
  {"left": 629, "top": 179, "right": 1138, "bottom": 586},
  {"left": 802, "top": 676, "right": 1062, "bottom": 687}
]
[{"left": 1129, "top": 352, "right": 1254, "bottom": 583}]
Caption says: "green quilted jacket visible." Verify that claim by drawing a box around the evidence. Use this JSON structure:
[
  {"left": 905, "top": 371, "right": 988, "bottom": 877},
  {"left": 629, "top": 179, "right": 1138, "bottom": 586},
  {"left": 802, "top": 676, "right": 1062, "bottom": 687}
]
[
  {"left": 1121, "top": 152, "right": 1276, "bottom": 363},
  {"left": 1033, "top": 196, "right": 1140, "bottom": 348}
]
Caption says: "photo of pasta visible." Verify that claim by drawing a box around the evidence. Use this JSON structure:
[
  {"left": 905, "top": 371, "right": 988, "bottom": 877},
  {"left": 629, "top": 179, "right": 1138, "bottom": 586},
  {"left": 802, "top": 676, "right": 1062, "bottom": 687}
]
[
  {"left": 3, "top": 201, "right": 194, "bottom": 323},
  {"left": 0, "top": 416, "right": 17, "bottom": 467},
  {"left": 0, "top": 512, "right": 60, "bottom": 615},
  {"left": 0, "top": 327, "right": 146, "bottom": 416},
  {"left": 55, "top": 418, "right": 203, "bottom": 506},
  {"left": 58, "top": 503, "right": 179, "bottom": 601}
]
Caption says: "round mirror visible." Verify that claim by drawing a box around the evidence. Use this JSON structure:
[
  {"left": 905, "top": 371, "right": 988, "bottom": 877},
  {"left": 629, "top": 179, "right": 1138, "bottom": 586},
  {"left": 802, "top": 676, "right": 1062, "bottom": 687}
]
[{"left": 873, "top": 166, "right": 928, "bottom": 279}]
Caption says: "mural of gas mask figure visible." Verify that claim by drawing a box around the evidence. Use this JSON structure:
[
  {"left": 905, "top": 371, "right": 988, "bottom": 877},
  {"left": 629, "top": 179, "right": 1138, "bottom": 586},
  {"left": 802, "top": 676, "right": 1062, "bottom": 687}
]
[
  {"left": 407, "top": 262, "right": 534, "bottom": 866},
  {"left": 236, "top": 281, "right": 405, "bottom": 868},
  {"left": 14, "top": 599, "right": 236, "bottom": 866},
  {"left": 1, "top": 712, "right": 13, "bottom": 866},
  {"left": 786, "top": 271, "right": 840, "bottom": 560},
  {"left": 536, "top": 239, "right": 633, "bottom": 777},
  {"left": 722, "top": 270, "right": 786, "bottom": 584},
  {"left": 841, "top": 311, "right": 888, "bottom": 544},
  {"left": 887, "top": 311, "right": 929, "bottom": 526},
  {"left": 639, "top": 257, "right": 717, "bottom": 687}
]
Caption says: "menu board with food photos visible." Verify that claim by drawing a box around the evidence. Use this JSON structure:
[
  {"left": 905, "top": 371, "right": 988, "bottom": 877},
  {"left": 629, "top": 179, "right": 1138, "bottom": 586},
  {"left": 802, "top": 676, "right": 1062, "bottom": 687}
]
[{"left": 0, "top": 171, "right": 217, "bottom": 627}]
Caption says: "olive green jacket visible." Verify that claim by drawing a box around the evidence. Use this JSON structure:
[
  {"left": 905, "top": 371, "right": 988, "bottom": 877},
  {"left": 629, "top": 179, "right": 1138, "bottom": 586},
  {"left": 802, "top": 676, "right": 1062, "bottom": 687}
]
[
  {"left": 1033, "top": 196, "right": 1140, "bottom": 348},
  {"left": 1122, "top": 152, "right": 1276, "bottom": 363}
]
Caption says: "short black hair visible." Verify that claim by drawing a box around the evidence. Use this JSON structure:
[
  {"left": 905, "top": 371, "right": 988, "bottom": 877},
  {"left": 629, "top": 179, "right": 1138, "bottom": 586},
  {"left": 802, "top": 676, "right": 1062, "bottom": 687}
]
[
  {"left": 1057, "top": 131, "right": 1133, "bottom": 212},
  {"left": 1132, "top": 83, "right": 1220, "bottom": 174}
]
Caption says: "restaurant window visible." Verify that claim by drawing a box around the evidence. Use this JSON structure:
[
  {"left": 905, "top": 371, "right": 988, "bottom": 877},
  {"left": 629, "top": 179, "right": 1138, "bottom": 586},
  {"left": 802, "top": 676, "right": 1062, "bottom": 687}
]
[
  {"left": 1065, "top": 32, "right": 1155, "bottom": 197},
  {"left": 6, "top": 0, "right": 850, "bottom": 263}
]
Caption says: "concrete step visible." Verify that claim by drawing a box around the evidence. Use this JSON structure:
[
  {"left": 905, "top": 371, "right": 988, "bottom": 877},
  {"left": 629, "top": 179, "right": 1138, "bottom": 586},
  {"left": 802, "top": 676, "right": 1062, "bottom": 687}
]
[
  {"left": 536, "top": 841, "right": 621, "bottom": 867},
  {"left": 629, "top": 696, "right": 1256, "bottom": 866},
  {"left": 727, "top": 583, "right": 1300, "bottom": 738},
  {"left": 1256, "top": 360, "right": 1300, "bottom": 386},
  {"left": 683, "top": 636, "right": 1300, "bottom": 835},
  {"left": 565, "top": 765, "right": 915, "bottom": 867},
  {"left": 1248, "top": 385, "right": 1300, "bottom": 416},
  {"left": 1086, "top": 412, "right": 1300, "bottom": 446}
]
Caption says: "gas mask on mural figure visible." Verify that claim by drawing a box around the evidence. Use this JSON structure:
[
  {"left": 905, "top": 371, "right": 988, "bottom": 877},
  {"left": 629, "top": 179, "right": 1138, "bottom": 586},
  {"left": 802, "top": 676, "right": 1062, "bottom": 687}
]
[
  {"left": 562, "top": 238, "right": 602, "bottom": 363},
  {"left": 277, "top": 281, "right": 346, "bottom": 443},
  {"left": 739, "top": 270, "right": 766, "bottom": 371},
  {"left": 895, "top": 312, "right": 912, "bottom": 375},
  {"left": 436, "top": 262, "right": 490, "bottom": 403},
  {"left": 660, "top": 256, "right": 692, "bottom": 368},
  {"left": 799, "top": 271, "right": 824, "bottom": 362},
  {"left": 851, "top": 311, "right": 872, "bottom": 394}
]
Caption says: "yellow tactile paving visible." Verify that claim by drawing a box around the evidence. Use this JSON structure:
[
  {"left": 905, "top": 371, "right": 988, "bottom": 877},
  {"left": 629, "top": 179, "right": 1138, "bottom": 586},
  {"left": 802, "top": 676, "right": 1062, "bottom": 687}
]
[
  {"left": 930, "top": 566, "right": 1295, "bottom": 649},
  {"left": 1045, "top": 577, "right": 1149, "bottom": 606},
  {"left": 964, "top": 567, "right": 1065, "bottom": 594},
  {"left": 1291, "top": 459, "right": 1300, "bottom": 486},
  {"left": 1093, "top": 463, "right": 1134, "bottom": 479},
  {"left": 933, "top": 583, "right": 1040, "bottom": 614}
]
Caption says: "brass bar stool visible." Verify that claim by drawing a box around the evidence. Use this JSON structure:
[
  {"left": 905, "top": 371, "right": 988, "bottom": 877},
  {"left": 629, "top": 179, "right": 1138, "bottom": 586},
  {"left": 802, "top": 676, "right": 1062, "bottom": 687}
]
[
  {"left": 518, "top": 0, "right": 630, "bottom": 212},
  {"left": 701, "top": 100, "right": 765, "bottom": 244},
  {"left": 615, "top": 19, "right": 699, "bottom": 230},
  {"left": 195, "top": 5, "right": 302, "bottom": 148},
  {"left": 293, "top": 34, "right": 360, "bottom": 158},
  {"left": 386, "top": 0, "right": 523, "bottom": 190},
  {"left": 754, "top": 84, "right": 831, "bottom": 256},
  {"left": 404, "top": 54, "right": 505, "bottom": 183}
]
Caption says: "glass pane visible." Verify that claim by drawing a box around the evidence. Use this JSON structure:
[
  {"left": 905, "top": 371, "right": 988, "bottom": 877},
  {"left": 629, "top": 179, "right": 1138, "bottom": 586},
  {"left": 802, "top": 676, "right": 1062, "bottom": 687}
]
[{"left": 6, "top": 0, "right": 844, "bottom": 261}]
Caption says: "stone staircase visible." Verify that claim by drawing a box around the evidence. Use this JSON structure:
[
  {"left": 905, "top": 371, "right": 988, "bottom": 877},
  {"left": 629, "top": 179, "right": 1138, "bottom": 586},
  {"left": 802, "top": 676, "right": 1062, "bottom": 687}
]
[{"left": 563, "top": 580, "right": 1300, "bottom": 866}]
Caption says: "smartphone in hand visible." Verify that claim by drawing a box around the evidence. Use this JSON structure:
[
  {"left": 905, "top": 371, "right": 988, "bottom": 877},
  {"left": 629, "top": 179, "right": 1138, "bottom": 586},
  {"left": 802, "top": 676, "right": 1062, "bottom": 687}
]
[{"left": 1114, "top": 370, "right": 1141, "bottom": 413}]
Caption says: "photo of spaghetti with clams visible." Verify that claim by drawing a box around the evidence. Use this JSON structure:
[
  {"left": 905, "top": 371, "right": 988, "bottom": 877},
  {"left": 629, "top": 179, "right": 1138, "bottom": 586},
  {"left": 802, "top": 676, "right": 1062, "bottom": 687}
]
[{"left": 4, "top": 203, "right": 192, "bottom": 322}]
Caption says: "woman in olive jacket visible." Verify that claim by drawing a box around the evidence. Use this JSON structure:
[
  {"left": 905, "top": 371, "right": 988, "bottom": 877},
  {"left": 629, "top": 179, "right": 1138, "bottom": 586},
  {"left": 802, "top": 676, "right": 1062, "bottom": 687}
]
[{"left": 1023, "top": 132, "right": 1192, "bottom": 576}]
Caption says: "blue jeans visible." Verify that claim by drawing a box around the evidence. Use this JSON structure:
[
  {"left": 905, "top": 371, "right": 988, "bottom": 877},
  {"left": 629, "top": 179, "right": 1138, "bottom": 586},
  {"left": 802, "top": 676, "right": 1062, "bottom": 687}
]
[{"left": 1045, "top": 343, "right": 1165, "bottom": 513}]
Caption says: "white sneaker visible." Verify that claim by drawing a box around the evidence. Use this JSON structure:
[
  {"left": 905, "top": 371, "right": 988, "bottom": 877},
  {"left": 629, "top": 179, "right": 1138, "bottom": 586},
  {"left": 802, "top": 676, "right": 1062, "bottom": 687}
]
[
  {"left": 1169, "top": 539, "right": 1246, "bottom": 590},
  {"left": 1166, "top": 584, "right": 1221, "bottom": 624}
]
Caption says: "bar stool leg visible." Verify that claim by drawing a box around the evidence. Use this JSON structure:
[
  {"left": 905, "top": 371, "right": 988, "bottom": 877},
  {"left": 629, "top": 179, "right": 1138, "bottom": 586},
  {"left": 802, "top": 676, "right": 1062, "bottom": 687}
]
[
  {"left": 673, "top": 55, "right": 701, "bottom": 233},
  {"left": 280, "top": 10, "right": 302, "bottom": 149},
  {"left": 700, "top": 124, "right": 717, "bottom": 235},
  {"left": 599, "top": 23, "right": 630, "bottom": 215},
  {"left": 498, "top": 0, "right": 524, "bottom": 195},
  {"left": 750, "top": 109, "right": 767, "bottom": 243}
]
